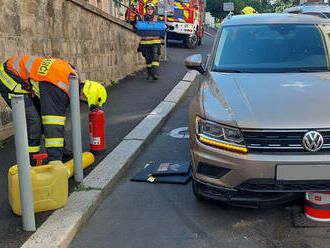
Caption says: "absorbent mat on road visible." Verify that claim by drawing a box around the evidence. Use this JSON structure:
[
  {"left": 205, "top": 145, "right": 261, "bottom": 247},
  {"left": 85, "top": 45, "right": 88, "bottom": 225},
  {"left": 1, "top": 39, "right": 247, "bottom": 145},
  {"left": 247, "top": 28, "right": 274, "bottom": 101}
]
[{"left": 130, "top": 161, "right": 191, "bottom": 184}]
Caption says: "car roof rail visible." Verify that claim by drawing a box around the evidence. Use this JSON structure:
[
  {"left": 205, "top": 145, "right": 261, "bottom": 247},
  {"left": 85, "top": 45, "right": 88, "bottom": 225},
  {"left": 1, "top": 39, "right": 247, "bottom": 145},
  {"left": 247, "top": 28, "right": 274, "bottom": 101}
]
[{"left": 305, "top": 12, "right": 329, "bottom": 19}]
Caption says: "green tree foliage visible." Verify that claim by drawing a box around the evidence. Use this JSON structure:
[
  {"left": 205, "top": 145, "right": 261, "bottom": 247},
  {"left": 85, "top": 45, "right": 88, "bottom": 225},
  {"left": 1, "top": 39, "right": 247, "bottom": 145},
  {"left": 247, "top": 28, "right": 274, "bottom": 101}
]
[
  {"left": 206, "top": 0, "right": 278, "bottom": 18},
  {"left": 245, "top": 0, "right": 262, "bottom": 12},
  {"left": 271, "top": 0, "right": 294, "bottom": 13},
  {"left": 206, "top": 0, "right": 245, "bottom": 19}
]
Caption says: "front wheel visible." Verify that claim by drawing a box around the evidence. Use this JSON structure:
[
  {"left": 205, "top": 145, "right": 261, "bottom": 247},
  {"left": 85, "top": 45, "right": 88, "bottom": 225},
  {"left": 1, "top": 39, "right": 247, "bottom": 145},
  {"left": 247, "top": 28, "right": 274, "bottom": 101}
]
[{"left": 183, "top": 33, "right": 198, "bottom": 49}]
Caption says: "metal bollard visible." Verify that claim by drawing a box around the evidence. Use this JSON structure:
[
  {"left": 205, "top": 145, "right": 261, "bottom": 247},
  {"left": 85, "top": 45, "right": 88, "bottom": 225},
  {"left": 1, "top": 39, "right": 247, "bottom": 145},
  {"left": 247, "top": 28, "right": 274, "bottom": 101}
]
[
  {"left": 164, "top": 1, "right": 168, "bottom": 61},
  {"left": 69, "top": 74, "right": 83, "bottom": 182},
  {"left": 11, "top": 95, "right": 36, "bottom": 231}
]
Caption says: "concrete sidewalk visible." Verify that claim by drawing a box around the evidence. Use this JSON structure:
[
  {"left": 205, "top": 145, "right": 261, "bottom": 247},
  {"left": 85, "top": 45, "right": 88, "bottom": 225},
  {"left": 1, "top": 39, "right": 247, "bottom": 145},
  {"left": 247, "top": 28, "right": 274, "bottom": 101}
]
[{"left": 21, "top": 70, "right": 199, "bottom": 248}]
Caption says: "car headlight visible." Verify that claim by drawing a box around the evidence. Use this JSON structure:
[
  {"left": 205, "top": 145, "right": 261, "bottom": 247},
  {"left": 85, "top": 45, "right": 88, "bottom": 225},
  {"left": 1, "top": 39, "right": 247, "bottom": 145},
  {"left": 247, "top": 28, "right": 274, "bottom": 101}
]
[{"left": 195, "top": 116, "right": 248, "bottom": 153}]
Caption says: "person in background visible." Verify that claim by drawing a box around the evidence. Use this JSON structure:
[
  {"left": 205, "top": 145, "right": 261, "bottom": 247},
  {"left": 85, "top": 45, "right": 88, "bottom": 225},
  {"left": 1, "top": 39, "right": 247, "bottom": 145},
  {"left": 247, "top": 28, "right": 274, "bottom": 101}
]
[
  {"left": 0, "top": 56, "right": 107, "bottom": 165},
  {"left": 241, "top": 6, "right": 258, "bottom": 15},
  {"left": 138, "top": 2, "right": 161, "bottom": 80},
  {"left": 125, "top": 3, "right": 138, "bottom": 27}
]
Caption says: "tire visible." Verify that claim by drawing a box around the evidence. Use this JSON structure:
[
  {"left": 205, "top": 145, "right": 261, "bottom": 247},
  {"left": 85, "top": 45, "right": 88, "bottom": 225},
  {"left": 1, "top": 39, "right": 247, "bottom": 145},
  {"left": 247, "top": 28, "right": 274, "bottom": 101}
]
[
  {"left": 183, "top": 33, "right": 198, "bottom": 49},
  {"left": 192, "top": 178, "right": 205, "bottom": 201}
]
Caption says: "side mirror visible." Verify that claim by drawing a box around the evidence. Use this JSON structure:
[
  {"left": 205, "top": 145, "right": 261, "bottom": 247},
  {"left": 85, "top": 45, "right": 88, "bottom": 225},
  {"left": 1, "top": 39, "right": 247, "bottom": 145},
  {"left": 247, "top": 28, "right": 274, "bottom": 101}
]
[{"left": 184, "top": 54, "right": 205, "bottom": 74}]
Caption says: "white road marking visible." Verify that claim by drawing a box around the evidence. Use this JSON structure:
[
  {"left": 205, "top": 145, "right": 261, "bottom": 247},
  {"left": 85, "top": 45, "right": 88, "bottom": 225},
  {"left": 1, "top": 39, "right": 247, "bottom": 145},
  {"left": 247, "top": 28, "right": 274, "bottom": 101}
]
[
  {"left": 204, "top": 31, "right": 215, "bottom": 38},
  {"left": 168, "top": 127, "right": 189, "bottom": 139}
]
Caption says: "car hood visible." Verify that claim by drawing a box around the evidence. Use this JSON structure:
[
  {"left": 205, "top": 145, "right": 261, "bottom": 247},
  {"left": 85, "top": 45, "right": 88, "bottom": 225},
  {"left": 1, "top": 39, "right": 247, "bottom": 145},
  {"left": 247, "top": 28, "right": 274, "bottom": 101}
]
[{"left": 203, "top": 72, "right": 330, "bottom": 129}]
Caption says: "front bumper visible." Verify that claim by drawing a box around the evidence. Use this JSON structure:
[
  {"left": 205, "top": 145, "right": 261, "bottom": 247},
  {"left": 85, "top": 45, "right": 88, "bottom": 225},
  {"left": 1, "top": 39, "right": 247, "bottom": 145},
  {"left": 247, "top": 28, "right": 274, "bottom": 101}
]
[
  {"left": 167, "top": 22, "right": 195, "bottom": 35},
  {"left": 193, "top": 177, "right": 303, "bottom": 207},
  {"left": 191, "top": 136, "right": 330, "bottom": 192}
]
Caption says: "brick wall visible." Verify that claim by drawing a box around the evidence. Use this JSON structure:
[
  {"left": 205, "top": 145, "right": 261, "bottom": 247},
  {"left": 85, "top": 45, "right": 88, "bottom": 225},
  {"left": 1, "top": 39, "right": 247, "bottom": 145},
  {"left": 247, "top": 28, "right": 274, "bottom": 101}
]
[{"left": 0, "top": 0, "right": 145, "bottom": 140}]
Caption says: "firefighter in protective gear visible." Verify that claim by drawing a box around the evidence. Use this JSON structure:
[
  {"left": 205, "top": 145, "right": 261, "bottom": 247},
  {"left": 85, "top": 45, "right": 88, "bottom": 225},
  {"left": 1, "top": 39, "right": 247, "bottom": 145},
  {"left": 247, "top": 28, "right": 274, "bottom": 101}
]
[
  {"left": 0, "top": 56, "right": 107, "bottom": 165},
  {"left": 125, "top": 3, "right": 138, "bottom": 25},
  {"left": 241, "top": 6, "right": 258, "bottom": 15},
  {"left": 138, "top": 2, "right": 161, "bottom": 80}
]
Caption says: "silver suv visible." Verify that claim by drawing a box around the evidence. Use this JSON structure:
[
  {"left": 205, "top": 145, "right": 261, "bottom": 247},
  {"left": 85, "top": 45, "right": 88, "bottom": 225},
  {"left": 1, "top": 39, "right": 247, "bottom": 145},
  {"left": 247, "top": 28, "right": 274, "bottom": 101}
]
[{"left": 185, "top": 13, "right": 330, "bottom": 206}]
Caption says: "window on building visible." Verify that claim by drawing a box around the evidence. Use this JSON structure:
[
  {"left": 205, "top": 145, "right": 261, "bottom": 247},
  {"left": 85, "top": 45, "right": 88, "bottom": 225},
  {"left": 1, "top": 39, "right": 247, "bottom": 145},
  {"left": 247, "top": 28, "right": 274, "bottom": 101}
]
[{"left": 97, "top": 0, "right": 102, "bottom": 8}]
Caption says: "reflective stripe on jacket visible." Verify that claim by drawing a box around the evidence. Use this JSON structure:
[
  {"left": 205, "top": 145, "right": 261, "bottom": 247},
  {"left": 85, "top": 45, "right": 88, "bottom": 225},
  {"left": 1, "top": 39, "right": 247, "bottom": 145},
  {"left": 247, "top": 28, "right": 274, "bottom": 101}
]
[
  {"left": 3, "top": 56, "right": 76, "bottom": 96},
  {"left": 140, "top": 39, "right": 161, "bottom": 44},
  {"left": 0, "top": 63, "right": 30, "bottom": 93}
]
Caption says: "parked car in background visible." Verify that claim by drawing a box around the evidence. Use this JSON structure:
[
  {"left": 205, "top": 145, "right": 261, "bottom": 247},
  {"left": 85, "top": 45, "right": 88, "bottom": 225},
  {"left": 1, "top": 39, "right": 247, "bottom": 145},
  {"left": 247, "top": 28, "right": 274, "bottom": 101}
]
[
  {"left": 185, "top": 13, "right": 330, "bottom": 207},
  {"left": 285, "top": 3, "right": 330, "bottom": 18}
]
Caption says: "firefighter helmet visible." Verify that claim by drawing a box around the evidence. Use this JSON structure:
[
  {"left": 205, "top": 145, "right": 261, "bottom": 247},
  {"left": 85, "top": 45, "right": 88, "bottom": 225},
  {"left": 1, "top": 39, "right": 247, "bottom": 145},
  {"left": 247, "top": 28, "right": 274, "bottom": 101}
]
[
  {"left": 241, "top": 6, "right": 257, "bottom": 15},
  {"left": 81, "top": 80, "right": 107, "bottom": 108},
  {"left": 145, "top": 2, "right": 155, "bottom": 9}
]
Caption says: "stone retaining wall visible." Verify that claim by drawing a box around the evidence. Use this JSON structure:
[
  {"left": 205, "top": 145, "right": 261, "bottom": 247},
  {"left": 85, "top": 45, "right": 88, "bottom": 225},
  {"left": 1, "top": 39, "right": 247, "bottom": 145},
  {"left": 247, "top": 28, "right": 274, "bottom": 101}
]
[{"left": 0, "top": 0, "right": 145, "bottom": 140}]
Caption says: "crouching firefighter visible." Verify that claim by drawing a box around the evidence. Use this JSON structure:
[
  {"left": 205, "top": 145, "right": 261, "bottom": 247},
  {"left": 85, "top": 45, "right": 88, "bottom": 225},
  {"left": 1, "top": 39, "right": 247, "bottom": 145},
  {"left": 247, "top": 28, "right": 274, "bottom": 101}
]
[
  {"left": 0, "top": 56, "right": 107, "bottom": 165},
  {"left": 139, "top": 2, "right": 161, "bottom": 80}
]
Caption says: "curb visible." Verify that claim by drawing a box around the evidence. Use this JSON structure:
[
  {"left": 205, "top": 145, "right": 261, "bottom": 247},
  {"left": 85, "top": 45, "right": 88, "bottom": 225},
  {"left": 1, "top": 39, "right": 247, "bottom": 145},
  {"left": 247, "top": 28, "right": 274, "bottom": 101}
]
[{"left": 21, "top": 70, "right": 199, "bottom": 248}]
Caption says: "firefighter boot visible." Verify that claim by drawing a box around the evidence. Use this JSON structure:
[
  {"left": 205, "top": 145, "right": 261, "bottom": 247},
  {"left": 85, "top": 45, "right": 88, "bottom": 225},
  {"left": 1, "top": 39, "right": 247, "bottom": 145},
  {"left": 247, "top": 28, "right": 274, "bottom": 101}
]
[
  {"left": 151, "top": 65, "right": 159, "bottom": 80},
  {"left": 62, "top": 147, "right": 73, "bottom": 163},
  {"left": 146, "top": 67, "right": 152, "bottom": 80}
]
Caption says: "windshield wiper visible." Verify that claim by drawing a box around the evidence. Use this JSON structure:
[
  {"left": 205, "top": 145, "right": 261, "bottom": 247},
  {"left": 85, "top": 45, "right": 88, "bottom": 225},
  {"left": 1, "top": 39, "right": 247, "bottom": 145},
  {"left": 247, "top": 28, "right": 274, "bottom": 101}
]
[
  {"left": 213, "top": 69, "right": 257, "bottom": 73},
  {"left": 213, "top": 69, "right": 242, "bottom": 73},
  {"left": 296, "top": 69, "right": 328, "bottom": 72}
]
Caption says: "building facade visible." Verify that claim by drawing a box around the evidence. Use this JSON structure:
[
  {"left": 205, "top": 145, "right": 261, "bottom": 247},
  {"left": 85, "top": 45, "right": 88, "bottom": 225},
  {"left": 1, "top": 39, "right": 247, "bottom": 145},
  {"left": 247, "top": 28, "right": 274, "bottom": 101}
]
[
  {"left": 86, "top": 0, "right": 132, "bottom": 20},
  {"left": 87, "top": 0, "right": 109, "bottom": 12}
]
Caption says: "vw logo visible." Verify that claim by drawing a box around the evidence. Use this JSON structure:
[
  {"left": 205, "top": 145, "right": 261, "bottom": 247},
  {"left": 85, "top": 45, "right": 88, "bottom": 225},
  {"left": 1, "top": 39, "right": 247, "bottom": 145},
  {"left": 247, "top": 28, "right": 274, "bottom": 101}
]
[{"left": 302, "top": 131, "right": 323, "bottom": 152}]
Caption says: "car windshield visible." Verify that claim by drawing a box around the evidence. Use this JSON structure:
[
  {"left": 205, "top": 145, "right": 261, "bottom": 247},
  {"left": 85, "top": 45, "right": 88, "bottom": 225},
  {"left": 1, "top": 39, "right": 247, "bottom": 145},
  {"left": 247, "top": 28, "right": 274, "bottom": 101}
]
[{"left": 213, "top": 24, "right": 330, "bottom": 73}]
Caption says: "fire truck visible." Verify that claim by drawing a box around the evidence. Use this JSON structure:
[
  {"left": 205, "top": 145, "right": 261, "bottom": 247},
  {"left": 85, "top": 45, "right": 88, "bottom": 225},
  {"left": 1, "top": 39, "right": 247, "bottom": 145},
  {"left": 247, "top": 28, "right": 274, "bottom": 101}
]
[{"left": 138, "top": 0, "right": 205, "bottom": 49}]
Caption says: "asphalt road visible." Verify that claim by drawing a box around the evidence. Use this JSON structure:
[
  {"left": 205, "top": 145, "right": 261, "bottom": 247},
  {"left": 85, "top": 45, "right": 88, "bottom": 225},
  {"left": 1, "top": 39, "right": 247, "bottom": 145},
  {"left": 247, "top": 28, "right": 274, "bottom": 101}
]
[
  {"left": 71, "top": 34, "right": 330, "bottom": 248},
  {"left": 0, "top": 29, "right": 215, "bottom": 247}
]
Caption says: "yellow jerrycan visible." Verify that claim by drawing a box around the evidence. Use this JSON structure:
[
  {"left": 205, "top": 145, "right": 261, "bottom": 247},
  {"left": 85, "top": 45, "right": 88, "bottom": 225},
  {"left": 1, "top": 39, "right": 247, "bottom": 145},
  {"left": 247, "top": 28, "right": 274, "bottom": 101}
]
[
  {"left": 64, "top": 152, "right": 95, "bottom": 178},
  {"left": 8, "top": 161, "right": 68, "bottom": 216},
  {"left": 8, "top": 152, "right": 95, "bottom": 215}
]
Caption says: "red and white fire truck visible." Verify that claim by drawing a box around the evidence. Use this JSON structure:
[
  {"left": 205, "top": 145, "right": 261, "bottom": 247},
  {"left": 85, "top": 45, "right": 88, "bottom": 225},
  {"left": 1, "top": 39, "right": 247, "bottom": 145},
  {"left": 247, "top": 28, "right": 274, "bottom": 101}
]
[{"left": 138, "top": 0, "right": 205, "bottom": 49}]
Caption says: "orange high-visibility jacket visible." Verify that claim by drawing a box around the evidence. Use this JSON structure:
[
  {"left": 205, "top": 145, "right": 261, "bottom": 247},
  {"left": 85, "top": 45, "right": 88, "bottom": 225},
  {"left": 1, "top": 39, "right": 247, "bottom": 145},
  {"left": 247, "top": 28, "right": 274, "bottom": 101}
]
[
  {"left": 126, "top": 8, "right": 137, "bottom": 21},
  {"left": 5, "top": 56, "right": 76, "bottom": 96}
]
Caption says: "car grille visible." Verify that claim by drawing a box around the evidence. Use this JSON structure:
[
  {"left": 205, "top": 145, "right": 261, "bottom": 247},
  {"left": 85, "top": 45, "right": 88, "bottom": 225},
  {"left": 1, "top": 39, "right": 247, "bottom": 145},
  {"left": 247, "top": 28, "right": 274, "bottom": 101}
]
[
  {"left": 237, "top": 179, "right": 330, "bottom": 192},
  {"left": 241, "top": 129, "right": 330, "bottom": 152}
]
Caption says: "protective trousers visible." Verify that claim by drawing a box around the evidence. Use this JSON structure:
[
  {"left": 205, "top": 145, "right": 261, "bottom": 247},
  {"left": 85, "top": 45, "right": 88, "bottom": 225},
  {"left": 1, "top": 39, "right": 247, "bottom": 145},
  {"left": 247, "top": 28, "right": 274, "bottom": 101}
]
[
  {"left": 142, "top": 43, "right": 160, "bottom": 79},
  {"left": 0, "top": 81, "right": 69, "bottom": 164}
]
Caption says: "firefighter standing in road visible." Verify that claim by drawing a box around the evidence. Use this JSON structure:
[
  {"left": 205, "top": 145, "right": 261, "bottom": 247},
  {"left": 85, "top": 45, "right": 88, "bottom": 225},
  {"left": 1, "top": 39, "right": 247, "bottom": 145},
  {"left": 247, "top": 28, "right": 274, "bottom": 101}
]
[
  {"left": 0, "top": 56, "right": 107, "bottom": 165},
  {"left": 139, "top": 2, "right": 161, "bottom": 80}
]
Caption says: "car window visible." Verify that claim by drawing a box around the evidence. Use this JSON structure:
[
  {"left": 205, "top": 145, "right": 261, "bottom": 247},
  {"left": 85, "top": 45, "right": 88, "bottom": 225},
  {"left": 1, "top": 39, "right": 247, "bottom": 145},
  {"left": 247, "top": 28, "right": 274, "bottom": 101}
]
[{"left": 213, "top": 24, "right": 330, "bottom": 73}]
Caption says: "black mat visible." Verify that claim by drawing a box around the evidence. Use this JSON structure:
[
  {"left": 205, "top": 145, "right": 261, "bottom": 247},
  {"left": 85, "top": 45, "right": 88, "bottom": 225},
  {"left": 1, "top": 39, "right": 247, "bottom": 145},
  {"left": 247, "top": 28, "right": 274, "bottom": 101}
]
[{"left": 130, "top": 161, "right": 191, "bottom": 184}]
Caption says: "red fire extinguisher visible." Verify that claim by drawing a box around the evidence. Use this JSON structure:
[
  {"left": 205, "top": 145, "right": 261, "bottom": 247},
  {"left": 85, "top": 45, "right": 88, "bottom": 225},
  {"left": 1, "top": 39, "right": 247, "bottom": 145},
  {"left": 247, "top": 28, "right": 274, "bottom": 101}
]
[{"left": 89, "top": 108, "right": 106, "bottom": 152}]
